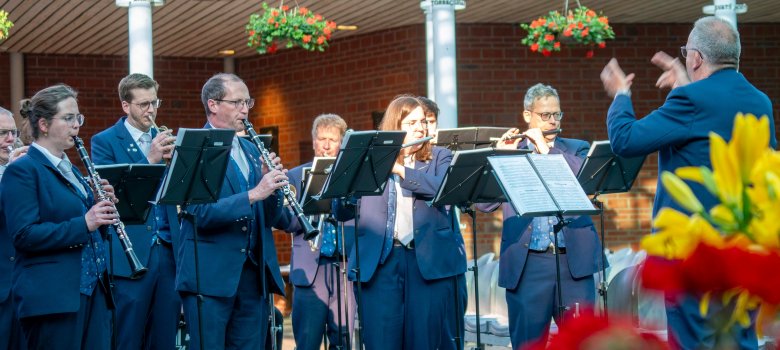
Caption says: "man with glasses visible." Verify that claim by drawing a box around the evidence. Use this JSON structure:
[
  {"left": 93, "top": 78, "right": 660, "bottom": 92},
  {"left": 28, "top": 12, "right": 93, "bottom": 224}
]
[
  {"left": 600, "top": 16, "right": 775, "bottom": 350},
  {"left": 0, "top": 108, "right": 28, "bottom": 181},
  {"left": 174, "top": 73, "right": 289, "bottom": 349},
  {"left": 90, "top": 73, "right": 181, "bottom": 350},
  {"left": 480, "top": 83, "right": 604, "bottom": 347}
]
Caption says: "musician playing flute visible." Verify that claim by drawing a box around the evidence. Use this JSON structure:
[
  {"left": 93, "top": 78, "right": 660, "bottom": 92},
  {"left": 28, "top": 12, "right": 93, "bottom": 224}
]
[
  {"left": 476, "top": 83, "right": 605, "bottom": 348},
  {"left": 1, "top": 84, "right": 119, "bottom": 349},
  {"left": 333, "top": 95, "right": 466, "bottom": 350},
  {"left": 174, "top": 73, "right": 289, "bottom": 349},
  {"left": 90, "top": 73, "right": 181, "bottom": 350}
]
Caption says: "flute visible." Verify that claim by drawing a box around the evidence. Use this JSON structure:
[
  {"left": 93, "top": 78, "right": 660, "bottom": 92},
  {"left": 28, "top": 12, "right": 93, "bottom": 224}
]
[
  {"left": 241, "top": 120, "right": 319, "bottom": 240},
  {"left": 73, "top": 136, "right": 148, "bottom": 279},
  {"left": 402, "top": 136, "right": 433, "bottom": 148},
  {"left": 491, "top": 128, "right": 562, "bottom": 142}
]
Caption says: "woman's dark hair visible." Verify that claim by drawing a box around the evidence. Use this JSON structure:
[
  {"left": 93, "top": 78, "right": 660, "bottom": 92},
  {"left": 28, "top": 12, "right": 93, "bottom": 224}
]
[
  {"left": 379, "top": 94, "right": 432, "bottom": 162},
  {"left": 19, "top": 84, "right": 78, "bottom": 139}
]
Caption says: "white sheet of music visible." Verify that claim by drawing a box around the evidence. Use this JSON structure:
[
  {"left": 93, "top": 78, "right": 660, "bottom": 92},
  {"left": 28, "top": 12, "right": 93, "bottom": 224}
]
[
  {"left": 488, "top": 154, "right": 597, "bottom": 217},
  {"left": 527, "top": 154, "right": 597, "bottom": 215}
]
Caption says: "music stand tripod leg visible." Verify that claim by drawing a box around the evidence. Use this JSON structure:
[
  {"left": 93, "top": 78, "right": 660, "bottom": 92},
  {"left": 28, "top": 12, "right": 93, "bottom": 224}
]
[
  {"left": 347, "top": 197, "right": 365, "bottom": 350},
  {"left": 461, "top": 206, "right": 484, "bottom": 350},
  {"left": 552, "top": 214, "right": 571, "bottom": 324}
]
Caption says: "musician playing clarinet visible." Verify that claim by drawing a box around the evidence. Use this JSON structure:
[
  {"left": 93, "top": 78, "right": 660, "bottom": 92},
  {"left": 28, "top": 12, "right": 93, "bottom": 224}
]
[
  {"left": 283, "top": 114, "right": 356, "bottom": 350},
  {"left": 476, "top": 83, "right": 605, "bottom": 348},
  {"left": 334, "top": 95, "right": 466, "bottom": 350},
  {"left": 174, "top": 73, "right": 289, "bottom": 349},
  {"left": 90, "top": 73, "right": 181, "bottom": 350},
  {"left": 1, "top": 84, "right": 118, "bottom": 349}
]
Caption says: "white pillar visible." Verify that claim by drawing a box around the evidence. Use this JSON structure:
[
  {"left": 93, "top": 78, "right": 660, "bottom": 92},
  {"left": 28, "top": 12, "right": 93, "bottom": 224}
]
[
  {"left": 431, "top": 0, "right": 463, "bottom": 130},
  {"left": 127, "top": 0, "right": 155, "bottom": 77},
  {"left": 703, "top": 0, "right": 748, "bottom": 29},
  {"left": 9, "top": 52, "right": 23, "bottom": 124},
  {"left": 420, "top": 1, "right": 435, "bottom": 100}
]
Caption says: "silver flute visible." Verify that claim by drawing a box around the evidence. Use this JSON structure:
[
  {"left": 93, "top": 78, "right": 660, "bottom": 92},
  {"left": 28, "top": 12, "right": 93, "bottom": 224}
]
[{"left": 73, "top": 136, "right": 148, "bottom": 279}]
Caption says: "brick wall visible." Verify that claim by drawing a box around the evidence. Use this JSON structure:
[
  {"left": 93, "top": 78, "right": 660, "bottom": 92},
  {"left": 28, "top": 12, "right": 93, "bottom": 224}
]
[{"left": 1, "top": 22, "right": 778, "bottom": 264}]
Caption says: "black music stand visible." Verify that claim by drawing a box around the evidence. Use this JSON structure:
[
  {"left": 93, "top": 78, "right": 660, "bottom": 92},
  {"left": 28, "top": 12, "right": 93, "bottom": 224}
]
[
  {"left": 576, "top": 140, "right": 645, "bottom": 321},
  {"left": 435, "top": 127, "right": 510, "bottom": 151},
  {"left": 316, "top": 130, "right": 406, "bottom": 349},
  {"left": 156, "top": 128, "right": 234, "bottom": 350},
  {"left": 432, "top": 148, "right": 528, "bottom": 350},
  {"left": 489, "top": 154, "right": 599, "bottom": 323},
  {"left": 301, "top": 157, "right": 352, "bottom": 349},
  {"left": 95, "top": 163, "right": 166, "bottom": 348}
]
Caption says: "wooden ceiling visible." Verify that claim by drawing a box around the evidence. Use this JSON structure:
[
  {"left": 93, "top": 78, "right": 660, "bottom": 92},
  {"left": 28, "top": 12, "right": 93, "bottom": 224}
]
[{"left": 1, "top": 0, "right": 779, "bottom": 58}]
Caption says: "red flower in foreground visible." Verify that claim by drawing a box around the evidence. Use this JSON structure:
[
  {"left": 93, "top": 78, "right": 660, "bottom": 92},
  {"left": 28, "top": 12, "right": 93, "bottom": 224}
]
[
  {"left": 642, "top": 244, "right": 780, "bottom": 304},
  {"left": 522, "top": 310, "right": 669, "bottom": 350}
]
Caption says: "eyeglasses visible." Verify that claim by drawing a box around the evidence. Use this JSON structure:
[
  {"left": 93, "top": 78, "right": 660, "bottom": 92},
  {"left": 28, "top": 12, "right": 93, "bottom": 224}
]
[
  {"left": 401, "top": 119, "right": 429, "bottom": 128},
  {"left": 680, "top": 46, "right": 703, "bottom": 60},
  {"left": 214, "top": 98, "right": 255, "bottom": 109},
  {"left": 0, "top": 129, "right": 19, "bottom": 138},
  {"left": 131, "top": 99, "right": 162, "bottom": 110},
  {"left": 54, "top": 113, "right": 85, "bottom": 126},
  {"left": 532, "top": 111, "right": 564, "bottom": 121}
]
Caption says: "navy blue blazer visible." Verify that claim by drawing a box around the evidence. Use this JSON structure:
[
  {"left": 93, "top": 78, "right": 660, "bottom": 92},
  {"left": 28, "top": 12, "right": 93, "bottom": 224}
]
[
  {"left": 285, "top": 162, "right": 355, "bottom": 287},
  {"left": 90, "top": 116, "right": 180, "bottom": 278},
  {"left": 0, "top": 182, "right": 15, "bottom": 304},
  {"left": 335, "top": 147, "right": 467, "bottom": 282},
  {"left": 608, "top": 68, "right": 776, "bottom": 217},
  {"left": 477, "top": 137, "right": 604, "bottom": 290},
  {"left": 1, "top": 146, "right": 106, "bottom": 318},
  {"left": 175, "top": 128, "right": 286, "bottom": 298}
]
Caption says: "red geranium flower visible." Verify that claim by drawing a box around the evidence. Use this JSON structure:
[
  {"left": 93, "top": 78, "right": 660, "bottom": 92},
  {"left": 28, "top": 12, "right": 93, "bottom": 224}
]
[
  {"left": 544, "top": 34, "right": 555, "bottom": 42},
  {"left": 585, "top": 50, "right": 594, "bottom": 58},
  {"left": 530, "top": 43, "right": 539, "bottom": 52},
  {"left": 299, "top": 7, "right": 309, "bottom": 15},
  {"left": 598, "top": 41, "right": 606, "bottom": 48},
  {"left": 302, "top": 35, "right": 311, "bottom": 43},
  {"left": 542, "top": 49, "right": 551, "bottom": 57},
  {"left": 317, "top": 36, "right": 325, "bottom": 45}
]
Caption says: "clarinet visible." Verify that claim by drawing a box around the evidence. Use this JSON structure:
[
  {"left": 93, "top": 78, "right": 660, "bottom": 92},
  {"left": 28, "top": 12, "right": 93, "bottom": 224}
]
[
  {"left": 241, "top": 119, "right": 319, "bottom": 240},
  {"left": 72, "top": 136, "right": 149, "bottom": 279}
]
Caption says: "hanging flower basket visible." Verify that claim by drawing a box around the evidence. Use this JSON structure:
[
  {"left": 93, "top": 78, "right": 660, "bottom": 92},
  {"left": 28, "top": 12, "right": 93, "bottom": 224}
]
[
  {"left": 520, "top": 6, "right": 614, "bottom": 57},
  {"left": 246, "top": 2, "right": 337, "bottom": 55},
  {"left": 0, "top": 9, "right": 13, "bottom": 42}
]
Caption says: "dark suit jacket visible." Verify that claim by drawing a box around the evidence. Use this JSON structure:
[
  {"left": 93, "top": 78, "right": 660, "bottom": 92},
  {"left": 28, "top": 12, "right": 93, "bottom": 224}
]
[
  {"left": 1, "top": 146, "right": 106, "bottom": 318},
  {"left": 0, "top": 182, "right": 15, "bottom": 303},
  {"left": 90, "top": 116, "right": 180, "bottom": 278},
  {"left": 608, "top": 68, "right": 776, "bottom": 217},
  {"left": 335, "top": 147, "right": 467, "bottom": 282},
  {"left": 477, "top": 137, "right": 604, "bottom": 290},
  {"left": 175, "top": 128, "right": 286, "bottom": 298},
  {"left": 285, "top": 162, "right": 355, "bottom": 287}
]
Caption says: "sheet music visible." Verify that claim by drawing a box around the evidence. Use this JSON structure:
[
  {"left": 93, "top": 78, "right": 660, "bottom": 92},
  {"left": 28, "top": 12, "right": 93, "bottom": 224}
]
[
  {"left": 489, "top": 155, "right": 558, "bottom": 215},
  {"left": 527, "top": 154, "right": 597, "bottom": 214}
]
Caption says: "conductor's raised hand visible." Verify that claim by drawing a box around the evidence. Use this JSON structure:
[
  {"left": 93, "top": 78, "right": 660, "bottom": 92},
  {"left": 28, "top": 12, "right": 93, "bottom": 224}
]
[
  {"left": 651, "top": 51, "right": 690, "bottom": 90},
  {"left": 600, "top": 58, "right": 635, "bottom": 98},
  {"left": 85, "top": 200, "right": 118, "bottom": 231}
]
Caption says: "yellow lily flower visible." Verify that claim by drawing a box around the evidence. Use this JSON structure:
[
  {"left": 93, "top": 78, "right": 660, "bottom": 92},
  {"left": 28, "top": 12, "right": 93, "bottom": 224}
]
[
  {"left": 710, "top": 132, "right": 743, "bottom": 209},
  {"left": 731, "top": 113, "right": 771, "bottom": 182},
  {"left": 662, "top": 171, "right": 705, "bottom": 214},
  {"left": 646, "top": 209, "right": 724, "bottom": 259}
]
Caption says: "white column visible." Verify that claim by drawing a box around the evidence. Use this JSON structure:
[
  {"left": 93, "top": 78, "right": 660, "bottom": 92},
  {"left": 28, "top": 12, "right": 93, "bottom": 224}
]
[
  {"left": 127, "top": 0, "right": 155, "bottom": 77},
  {"left": 703, "top": 0, "right": 748, "bottom": 29},
  {"left": 9, "top": 52, "right": 23, "bottom": 124},
  {"left": 431, "top": 0, "right": 463, "bottom": 129},
  {"left": 420, "top": 1, "right": 435, "bottom": 100}
]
